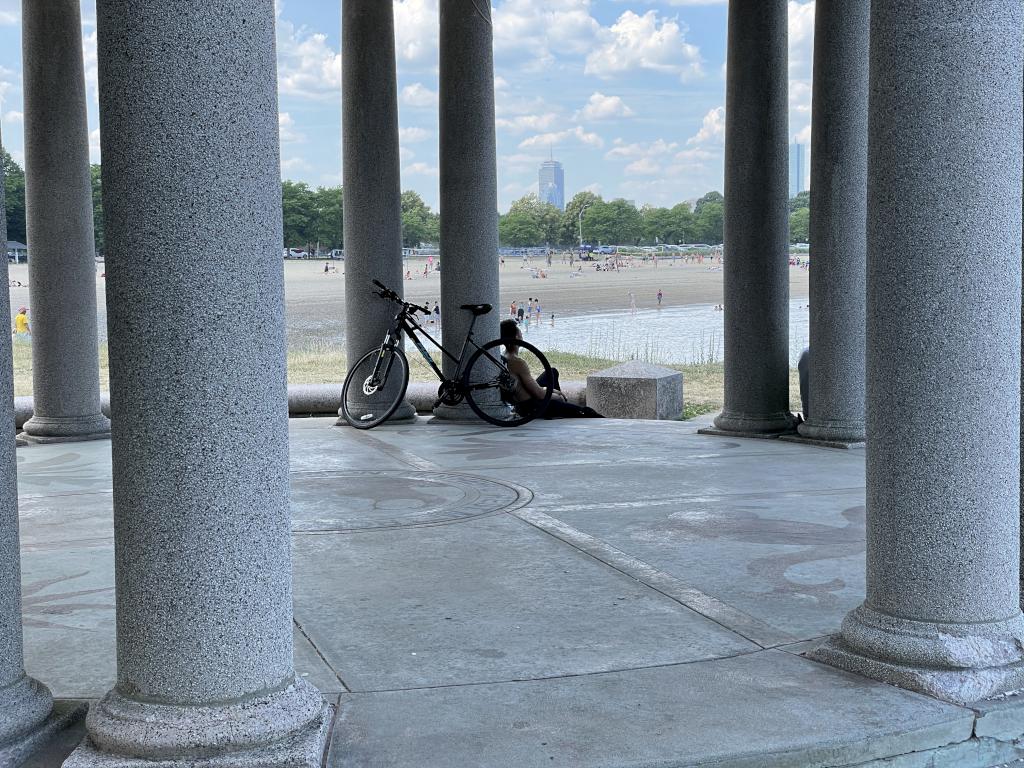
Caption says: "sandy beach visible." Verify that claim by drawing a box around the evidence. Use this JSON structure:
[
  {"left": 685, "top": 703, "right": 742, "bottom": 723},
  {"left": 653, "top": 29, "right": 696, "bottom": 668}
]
[{"left": 6, "top": 255, "right": 810, "bottom": 353}]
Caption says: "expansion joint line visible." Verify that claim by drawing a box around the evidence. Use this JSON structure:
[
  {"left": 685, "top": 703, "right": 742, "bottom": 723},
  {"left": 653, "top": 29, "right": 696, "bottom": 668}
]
[{"left": 468, "top": 0, "right": 492, "bottom": 26}]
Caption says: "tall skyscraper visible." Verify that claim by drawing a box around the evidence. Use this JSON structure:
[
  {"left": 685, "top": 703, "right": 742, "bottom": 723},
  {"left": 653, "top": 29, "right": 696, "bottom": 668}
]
[
  {"left": 789, "top": 144, "right": 807, "bottom": 198},
  {"left": 538, "top": 159, "right": 565, "bottom": 211}
]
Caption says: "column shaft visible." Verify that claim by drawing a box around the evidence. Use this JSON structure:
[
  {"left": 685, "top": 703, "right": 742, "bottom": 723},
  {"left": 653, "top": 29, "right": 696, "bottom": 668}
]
[
  {"left": 20, "top": 0, "right": 109, "bottom": 443},
  {"left": 435, "top": 0, "right": 500, "bottom": 419},
  {"left": 812, "top": 0, "right": 1024, "bottom": 705},
  {"left": 68, "top": 1, "right": 328, "bottom": 763},
  {"left": 712, "top": 0, "right": 793, "bottom": 435},
  {"left": 796, "top": 0, "right": 869, "bottom": 444},
  {"left": 340, "top": 0, "right": 414, "bottom": 422},
  {"left": 0, "top": 125, "right": 59, "bottom": 765}
]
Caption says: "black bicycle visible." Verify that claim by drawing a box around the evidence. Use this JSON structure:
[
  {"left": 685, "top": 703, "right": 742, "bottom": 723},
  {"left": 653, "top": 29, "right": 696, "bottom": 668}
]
[{"left": 340, "top": 280, "right": 553, "bottom": 429}]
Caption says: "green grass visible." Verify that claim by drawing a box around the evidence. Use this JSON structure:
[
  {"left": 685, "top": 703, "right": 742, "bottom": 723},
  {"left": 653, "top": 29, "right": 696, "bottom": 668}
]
[{"left": 10, "top": 344, "right": 802, "bottom": 420}]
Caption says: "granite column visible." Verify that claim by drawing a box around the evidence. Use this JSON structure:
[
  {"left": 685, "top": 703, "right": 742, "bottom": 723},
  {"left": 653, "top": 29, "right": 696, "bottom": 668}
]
[
  {"left": 339, "top": 0, "right": 415, "bottom": 423},
  {"left": 20, "top": 0, "right": 109, "bottom": 444},
  {"left": 811, "top": 0, "right": 1024, "bottom": 705},
  {"left": 434, "top": 0, "right": 500, "bottom": 420},
  {"left": 66, "top": 1, "right": 330, "bottom": 764},
  {"left": 795, "top": 0, "right": 869, "bottom": 445},
  {"left": 708, "top": 0, "right": 793, "bottom": 437},
  {"left": 0, "top": 123, "right": 83, "bottom": 767}
]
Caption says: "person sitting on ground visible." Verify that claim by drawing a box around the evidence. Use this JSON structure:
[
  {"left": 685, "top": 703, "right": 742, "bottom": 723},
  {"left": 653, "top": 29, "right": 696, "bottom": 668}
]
[{"left": 500, "top": 319, "right": 602, "bottom": 419}]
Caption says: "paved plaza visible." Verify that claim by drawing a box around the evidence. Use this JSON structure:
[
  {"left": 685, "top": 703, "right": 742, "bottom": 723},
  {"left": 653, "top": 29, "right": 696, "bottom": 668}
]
[{"left": 15, "top": 415, "right": 1024, "bottom": 767}]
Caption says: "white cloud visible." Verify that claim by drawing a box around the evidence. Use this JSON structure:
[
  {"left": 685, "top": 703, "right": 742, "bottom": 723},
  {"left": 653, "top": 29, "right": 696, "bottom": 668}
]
[
  {"left": 275, "top": 8, "right": 341, "bottom": 100},
  {"left": 789, "top": 1, "right": 816, "bottom": 144},
  {"left": 2, "top": 110, "right": 21, "bottom": 124},
  {"left": 624, "top": 157, "right": 661, "bottom": 176},
  {"left": 585, "top": 10, "right": 704, "bottom": 82},
  {"left": 281, "top": 156, "right": 312, "bottom": 173},
  {"left": 493, "top": 0, "right": 602, "bottom": 68},
  {"left": 82, "top": 25, "right": 98, "bottom": 99},
  {"left": 0, "top": 11, "right": 17, "bottom": 26},
  {"left": 519, "top": 126, "right": 603, "bottom": 150},
  {"left": 399, "top": 126, "right": 431, "bottom": 143},
  {"left": 88, "top": 127, "right": 101, "bottom": 163},
  {"left": 394, "top": 0, "right": 439, "bottom": 66},
  {"left": 575, "top": 92, "right": 634, "bottom": 121},
  {"left": 606, "top": 138, "right": 677, "bottom": 160},
  {"left": 496, "top": 112, "right": 560, "bottom": 133},
  {"left": 404, "top": 161, "right": 439, "bottom": 176},
  {"left": 400, "top": 82, "right": 438, "bottom": 108},
  {"left": 278, "top": 112, "right": 305, "bottom": 143},
  {"left": 686, "top": 106, "right": 725, "bottom": 147}
]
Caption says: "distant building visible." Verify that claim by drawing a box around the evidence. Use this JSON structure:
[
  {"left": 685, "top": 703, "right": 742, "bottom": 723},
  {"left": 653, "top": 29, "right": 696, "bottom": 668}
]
[
  {"left": 789, "top": 144, "right": 807, "bottom": 198},
  {"left": 538, "top": 159, "right": 565, "bottom": 211}
]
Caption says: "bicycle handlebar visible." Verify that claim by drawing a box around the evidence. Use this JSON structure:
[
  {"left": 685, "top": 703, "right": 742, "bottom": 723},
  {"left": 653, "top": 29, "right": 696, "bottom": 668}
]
[{"left": 372, "top": 280, "right": 430, "bottom": 315}]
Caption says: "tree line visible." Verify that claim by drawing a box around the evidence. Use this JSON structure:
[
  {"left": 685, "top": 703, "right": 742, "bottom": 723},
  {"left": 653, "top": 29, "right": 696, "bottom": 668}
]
[{"left": 1, "top": 149, "right": 810, "bottom": 253}]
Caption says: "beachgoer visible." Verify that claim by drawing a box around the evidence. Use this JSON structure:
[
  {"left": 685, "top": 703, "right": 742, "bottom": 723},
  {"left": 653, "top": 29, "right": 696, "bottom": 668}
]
[
  {"left": 499, "top": 319, "right": 602, "bottom": 419},
  {"left": 510, "top": 300, "right": 517, "bottom": 318},
  {"left": 527, "top": 297, "right": 534, "bottom": 316},
  {"left": 13, "top": 307, "right": 29, "bottom": 337},
  {"left": 433, "top": 302, "right": 441, "bottom": 324},
  {"left": 657, "top": 289, "right": 663, "bottom": 306},
  {"left": 517, "top": 304, "right": 525, "bottom": 324},
  {"left": 628, "top": 292, "right": 637, "bottom": 316},
  {"left": 324, "top": 262, "right": 330, "bottom": 274},
  {"left": 534, "top": 299, "right": 542, "bottom": 318}
]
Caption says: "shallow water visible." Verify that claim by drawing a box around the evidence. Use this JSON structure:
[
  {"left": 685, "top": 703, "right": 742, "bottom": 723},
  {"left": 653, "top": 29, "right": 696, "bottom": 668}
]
[{"left": 507, "top": 299, "right": 810, "bottom": 366}]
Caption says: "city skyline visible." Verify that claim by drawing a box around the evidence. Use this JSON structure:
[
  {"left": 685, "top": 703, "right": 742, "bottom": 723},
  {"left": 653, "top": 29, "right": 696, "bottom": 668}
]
[{"left": 0, "top": 0, "right": 817, "bottom": 212}]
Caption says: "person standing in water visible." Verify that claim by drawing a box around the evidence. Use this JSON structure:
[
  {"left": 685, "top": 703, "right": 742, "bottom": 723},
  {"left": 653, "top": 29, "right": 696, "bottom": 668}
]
[{"left": 657, "top": 289, "right": 663, "bottom": 306}]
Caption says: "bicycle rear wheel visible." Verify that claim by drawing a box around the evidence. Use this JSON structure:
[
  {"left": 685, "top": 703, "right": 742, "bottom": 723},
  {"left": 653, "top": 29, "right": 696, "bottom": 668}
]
[
  {"left": 341, "top": 347, "right": 410, "bottom": 429},
  {"left": 463, "top": 338, "right": 553, "bottom": 427}
]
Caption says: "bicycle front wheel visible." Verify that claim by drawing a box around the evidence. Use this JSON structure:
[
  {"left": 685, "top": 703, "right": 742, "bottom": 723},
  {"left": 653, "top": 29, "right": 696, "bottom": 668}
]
[
  {"left": 463, "top": 338, "right": 553, "bottom": 427},
  {"left": 341, "top": 347, "right": 410, "bottom": 429}
]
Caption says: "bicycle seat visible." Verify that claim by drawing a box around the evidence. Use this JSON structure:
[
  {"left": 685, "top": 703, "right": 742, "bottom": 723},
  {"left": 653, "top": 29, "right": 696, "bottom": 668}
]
[{"left": 461, "top": 303, "right": 492, "bottom": 316}]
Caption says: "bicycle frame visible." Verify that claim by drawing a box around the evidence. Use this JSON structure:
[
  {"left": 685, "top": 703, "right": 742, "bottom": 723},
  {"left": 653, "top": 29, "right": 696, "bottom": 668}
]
[{"left": 371, "top": 306, "right": 505, "bottom": 389}]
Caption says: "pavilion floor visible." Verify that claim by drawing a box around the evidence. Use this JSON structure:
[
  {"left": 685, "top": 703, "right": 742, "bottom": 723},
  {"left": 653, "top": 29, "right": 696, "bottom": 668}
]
[{"left": 16, "top": 415, "right": 1024, "bottom": 767}]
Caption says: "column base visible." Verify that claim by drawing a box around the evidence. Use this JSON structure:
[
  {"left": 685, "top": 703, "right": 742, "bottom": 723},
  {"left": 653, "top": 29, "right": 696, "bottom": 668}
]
[
  {"left": 794, "top": 418, "right": 865, "bottom": 446},
  {"left": 779, "top": 434, "right": 866, "bottom": 450},
  {"left": 699, "top": 409, "right": 796, "bottom": 439},
  {"left": 335, "top": 400, "right": 417, "bottom": 427},
  {"left": 807, "top": 604, "right": 1024, "bottom": 706},
  {"left": 19, "top": 414, "right": 111, "bottom": 445},
  {"left": 65, "top": 678, "right": 331, "bottom": 767},
  {"left": 0, "top": 679, "right": 85, "bottom": 765},
  {"left": 431, "top": 398, "right": 511, "bottom": 423}
]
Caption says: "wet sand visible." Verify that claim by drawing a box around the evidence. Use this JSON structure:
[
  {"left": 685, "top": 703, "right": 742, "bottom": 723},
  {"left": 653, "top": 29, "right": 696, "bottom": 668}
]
[{"left": 6, "top": 257, "right": 810, "bottom": 349}]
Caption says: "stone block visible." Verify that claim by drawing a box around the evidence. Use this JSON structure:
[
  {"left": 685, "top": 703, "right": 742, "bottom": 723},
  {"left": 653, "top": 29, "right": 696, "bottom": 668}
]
[{"left": 586, "top": 361, "right": 683, "bottom": 420}]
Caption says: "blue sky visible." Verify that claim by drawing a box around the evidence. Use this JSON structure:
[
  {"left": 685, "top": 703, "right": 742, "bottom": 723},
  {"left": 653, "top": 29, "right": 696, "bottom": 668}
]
[{"left": 0, "top": 0, "right": 815, "bottom": 212}]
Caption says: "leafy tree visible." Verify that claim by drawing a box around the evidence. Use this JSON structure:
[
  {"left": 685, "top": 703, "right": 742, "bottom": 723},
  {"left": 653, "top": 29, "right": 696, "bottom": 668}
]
[
  {"left": 401, "top": 190, "right": 439, "bottom": 248},
  {"left": 789, "top": 190, "right": 810, "bottom": 214},
  {"left": 581, "top": 198, "right": 643, "bottom": 246},
  {"left": 669, "top": 202, "right": 697, "bottom": 243},
  {"left": 641, "top": 202, "right": 697, "bottom": 245},
  {"left": 694, "top": 190, "right": 724, "bottom": 216},
  {"left": 1, "top": 148, "right": 26, "bottom": 244},
  {"left": 310, "top": 186, "right": 343, "bottom": 250},
  {"left": 91, "top": 164, "right": 104, "bottom": 254},
  {"left": 560, "top": 190, "right": 602, "bottom": 247},
  {"left": 498, "top": 193, "right": 563, "bottom": 247},
  {"left": 790, "top": 207, "right": 810, "bottom": 243},
  {"left": 281, "top": 180, "right": 316, "bottom": 247},
  {"left": 695, "top": 201, "right": 724, "bottom": 244}
]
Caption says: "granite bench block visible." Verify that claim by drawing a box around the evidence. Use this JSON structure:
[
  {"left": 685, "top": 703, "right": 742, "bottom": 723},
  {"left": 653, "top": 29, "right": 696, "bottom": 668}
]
[{"left": 586, "top": 361, "right": 683, "bottom": 420}]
